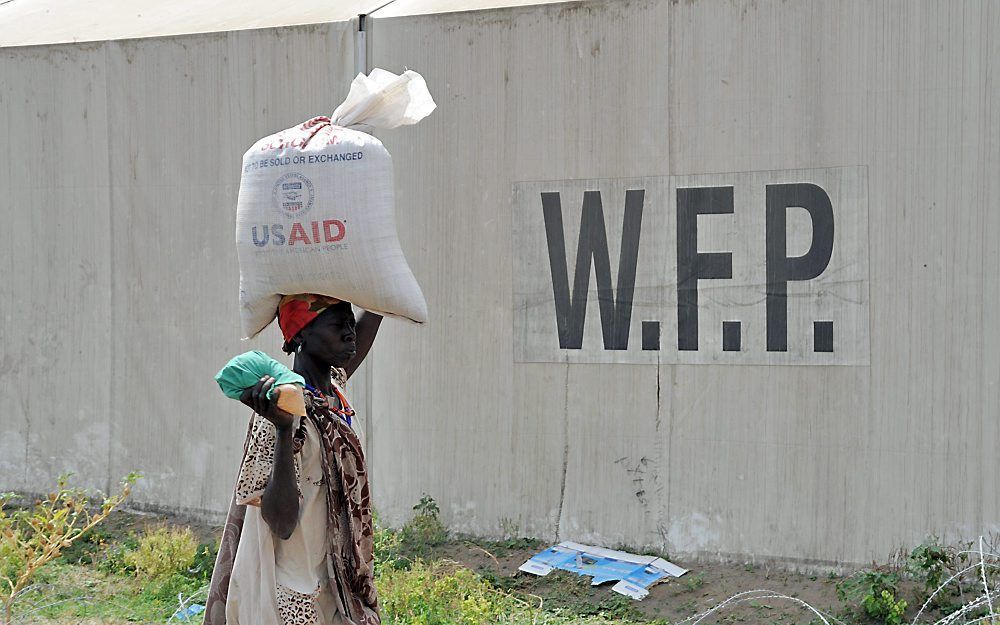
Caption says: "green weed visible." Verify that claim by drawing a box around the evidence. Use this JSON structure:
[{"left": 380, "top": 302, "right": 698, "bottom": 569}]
[
  {"left": 373, "top": 509, "right": 406, "bottom": 574},
  {"left": 836, "top": 569, "right": 907, "bottom": 625},
  {"left": 378, "top": 561, "right": 645, "bottom": 624},
  {"left": 682, "top": 572, "right": 706, "bottom": 592},
  {"left": 0, "top": 473, "right": 139, "bottom": 624},
  {"left": 125, "top": 526, "right": 198, "bottom": 580},
  {"left": 56, "top": 525, "right": 112, "bottom": 566},
  {"left": 412, "top": 493, "right": 440, "bottom": 517},
  {"left": 378, "top": 559, "right": 521, "bottom": 624},
  {"left": 188, "top": 542, "right": 218, "bottom": 583},
  {"left": 906, "top": 536, "right": 968, "bottom": 608},
  {"left": 398, "top": 494, "right": 448, "bottom": 558},
  {"left": 98, "top": 533, "right": 139, "bottom": 576}
]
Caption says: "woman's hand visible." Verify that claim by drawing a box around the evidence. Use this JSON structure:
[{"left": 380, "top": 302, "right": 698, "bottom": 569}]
[{"left": 240, "top": 376, "right": 295, "bottom": 430}]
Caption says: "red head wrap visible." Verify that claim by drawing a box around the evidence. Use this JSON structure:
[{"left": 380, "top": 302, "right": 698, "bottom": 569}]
[{"left": 277, "top": 294, "right": 342, "bottom": 342}]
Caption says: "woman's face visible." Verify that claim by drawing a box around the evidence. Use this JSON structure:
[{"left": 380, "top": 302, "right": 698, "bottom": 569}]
[{"left": 298, "top": 304, "right": 357, "bottom": 367}]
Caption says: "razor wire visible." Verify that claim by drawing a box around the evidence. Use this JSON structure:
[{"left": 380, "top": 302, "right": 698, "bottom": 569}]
[
  {"left": 673, "top": 535, "right": 1000, "bottom": 625},
  {"left": 7, "top": 583, "right": 93, "bottom": 624}
]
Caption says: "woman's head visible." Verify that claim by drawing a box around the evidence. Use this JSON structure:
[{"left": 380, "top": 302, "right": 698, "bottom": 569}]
[{"left": 277, "top": 294, "right": 357, "bottom": 366}]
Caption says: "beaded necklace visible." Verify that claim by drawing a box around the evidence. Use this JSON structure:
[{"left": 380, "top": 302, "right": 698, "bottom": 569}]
[{"left": 304, "top": 382, "right": 355, "bottom": 426}]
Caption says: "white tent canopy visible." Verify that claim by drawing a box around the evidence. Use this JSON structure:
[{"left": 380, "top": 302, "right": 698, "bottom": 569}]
[
  {"left": 0, "top": 0, "right": 380, "bottom": 47},
  {"left": 0, "top": 0, "right": 576, "bottom": 48}
]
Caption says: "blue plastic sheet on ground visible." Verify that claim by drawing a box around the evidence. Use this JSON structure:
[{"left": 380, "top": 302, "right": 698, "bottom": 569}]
[
  {"left": 518, "top": 541, "right": 688, "bottom": 600},
  {"left": 169, "top": 603, "right": 205, "bottom": 622}
]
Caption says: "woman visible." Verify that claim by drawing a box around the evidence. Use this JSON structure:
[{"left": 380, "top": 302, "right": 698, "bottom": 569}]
[{"left": 204, "top": 294, "right": 383, "bottom": 625}]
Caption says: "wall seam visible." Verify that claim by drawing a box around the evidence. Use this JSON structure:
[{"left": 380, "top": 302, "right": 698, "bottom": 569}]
[
  {"left": 661, "top": 0, "right": 675, "bottom": 553},
  {"left": 554, "top": 363, "right": 570, "bottom": 540},
  {"left": 103, "top": 40, "right": 115, "bottom": 495},
  {"left": 357, "top": 10, "right": 374, "bottom": 492},
  {"left": 358, "top": 0, "right": 397, "bottom": 506}
]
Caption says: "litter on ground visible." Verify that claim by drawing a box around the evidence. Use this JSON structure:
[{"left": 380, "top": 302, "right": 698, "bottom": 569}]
[
  {"left": 169, "top": 602, "right": 205, "bottom": 622},
  {"left": 518, "top": 541, "right": 688, "bottom": 600}
]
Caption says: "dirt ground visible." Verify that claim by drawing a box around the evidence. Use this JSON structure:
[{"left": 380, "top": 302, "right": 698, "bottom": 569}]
[
  {"left": 429, "top": 540, "right": 852, "bottom": 624},
  {"left": 72, "top": 510, "right": 910, "bottom": 624},
  {"left": 98, "top": 508, "right": 223, "bottom": 546}
]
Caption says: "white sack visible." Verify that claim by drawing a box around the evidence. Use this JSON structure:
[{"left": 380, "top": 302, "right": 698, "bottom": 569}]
[{"left": 236, "top": 69, "right": 435, "bottom": 339}]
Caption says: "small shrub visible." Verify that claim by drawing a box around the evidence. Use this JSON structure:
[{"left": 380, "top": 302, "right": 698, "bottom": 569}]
[
  {"left": 56, "top": 525, "right": 111, "bottom": 565},
  {"left": 98, "top": 533, "right": 140, "bottom": 576},
  {"left": 125, "top": 526, "right": 198, "bottom": 580},
  {"left": 0, "top": 472, "right": 139, "bottom": 625},
  {"left": 401, "top": 512, "right": 447, "bottom": 548},
  {"left": 413, "top": 494, "right": 440, "bottom": 518},
  {"left": 0, "top": 536, "right": 23, "bottom": 589},
  {"left": 140, "top": 571, "right": 205, "bottom": 603},
  {"left": 865, "top": 589, "right": 907, "bottom": 624},
  {"left": 399, "top": 494, "right": 447, "bottom": 557},
  {"left": 372, "top": 510, "right": 405, "bottom": 574},
  {"left": 837, "top": 569, "right": 907, "bottom": 625},
  {"left": 908, "top": 537, "right": 961, "bottom": 604},
  {"left": 188, "top": 542, "right": 218, "bottom": 583},
  {"left": 378, "top": 560, "right": 525, "bottom": 624},
  {"left": 682, "top": 572, "right": 706, "bottom": 592}
]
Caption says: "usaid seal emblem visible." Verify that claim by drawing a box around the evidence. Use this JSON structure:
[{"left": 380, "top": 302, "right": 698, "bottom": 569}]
[{"left": 272, "top": 173, "right": 315, "bottom": 218}]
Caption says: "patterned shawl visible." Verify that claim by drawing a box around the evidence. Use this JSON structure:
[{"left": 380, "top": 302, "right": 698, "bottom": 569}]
[{"left": 203, "top": 374, "right": 379, "bottom": 625}]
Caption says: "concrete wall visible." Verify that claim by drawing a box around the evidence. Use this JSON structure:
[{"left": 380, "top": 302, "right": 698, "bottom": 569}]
[
  {"left": 2, "top": 0, "right": 999, "bottom": 566},
  {"left": 365, "top": 0, "right": 1000, "bottom": 565},
  {"left": 0, "top": 21, "right": 370, "bottom": 519}
]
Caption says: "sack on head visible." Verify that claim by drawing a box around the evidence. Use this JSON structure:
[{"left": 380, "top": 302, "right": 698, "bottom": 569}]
[{"left": 236, "top": 69, "right": 435, "bottom": 338}]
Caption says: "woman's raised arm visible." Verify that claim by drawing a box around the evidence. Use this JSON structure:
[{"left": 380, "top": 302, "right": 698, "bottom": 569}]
[{"left": 344, "top": 311, "right": 383, "bottom": 380}]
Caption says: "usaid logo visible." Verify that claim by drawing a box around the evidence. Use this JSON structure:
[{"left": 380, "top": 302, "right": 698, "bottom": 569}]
[
  {"left": 272, "top": 172, "right": 315, "bottom": 218},
  {"left": 513, "top": 168, "right": 870, "bottom": 366}
]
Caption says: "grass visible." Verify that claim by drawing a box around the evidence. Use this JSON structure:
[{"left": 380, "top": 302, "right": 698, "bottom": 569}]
[
  {"left": 3, "top": 515, "right": 214, "bottom": 624},
  {"left": 12, "top": 561, "right": 207, "bottom": 623},
  {"left": 7, "top": 501, "right": 992, "bottom": 625},
  {"left": 372, "top": 502, "right": 658, "bottom": 624},
  {"left": 3, "top": 505, "right": 661, "bottom": 625},
  {"left": 378, "top": 560, "right": 653, "bottom": 625}
]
